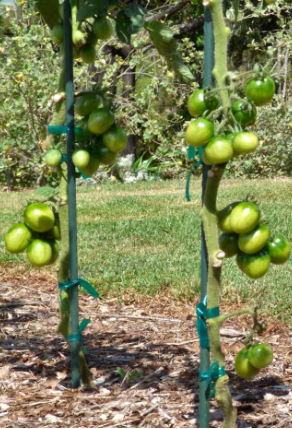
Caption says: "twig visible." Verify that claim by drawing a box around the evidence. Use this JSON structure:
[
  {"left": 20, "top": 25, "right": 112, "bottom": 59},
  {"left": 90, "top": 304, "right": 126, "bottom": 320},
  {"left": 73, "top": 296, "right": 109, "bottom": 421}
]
[{"left": 95, "top": 313, "right": 181, "bottom": 323}]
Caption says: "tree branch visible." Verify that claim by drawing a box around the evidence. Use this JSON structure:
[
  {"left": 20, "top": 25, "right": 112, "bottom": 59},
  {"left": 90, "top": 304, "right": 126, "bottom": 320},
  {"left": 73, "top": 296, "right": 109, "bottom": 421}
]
[{"left": 146, "top": 0, "right": 190, "bottom": 22}]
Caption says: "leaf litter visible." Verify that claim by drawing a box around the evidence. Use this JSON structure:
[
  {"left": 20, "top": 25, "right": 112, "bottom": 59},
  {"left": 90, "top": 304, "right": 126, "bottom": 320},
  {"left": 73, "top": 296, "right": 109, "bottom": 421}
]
[{"left": 0, "top": 265, "right": 291, "bottom": 428}]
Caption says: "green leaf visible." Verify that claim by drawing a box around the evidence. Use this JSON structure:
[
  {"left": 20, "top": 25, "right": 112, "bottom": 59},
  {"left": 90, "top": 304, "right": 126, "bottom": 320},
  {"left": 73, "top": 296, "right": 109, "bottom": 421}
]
[
  {"left": 124, "top": 3, "right": 146, "bottom": 34},
  {"left": 116, "top": 367, "right": 126, "bottom": 379},
  {"left": 77, "top": 0, "right": 119, "bottom": 21},
  {"left": 116, "top": 10, "right": 132, "bottom": 44},
  {"left": 36, "top": 186, "right": 57, "bottom": 199},
  {"left": 129, "top": 370, "right": 142, "bottom": 381}
]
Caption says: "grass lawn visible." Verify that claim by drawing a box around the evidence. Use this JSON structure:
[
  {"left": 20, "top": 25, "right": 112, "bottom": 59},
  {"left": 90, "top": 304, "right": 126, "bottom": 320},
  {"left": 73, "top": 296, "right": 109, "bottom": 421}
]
[{"left": 0, "top": 177, "right": 291, "bottom": 323}]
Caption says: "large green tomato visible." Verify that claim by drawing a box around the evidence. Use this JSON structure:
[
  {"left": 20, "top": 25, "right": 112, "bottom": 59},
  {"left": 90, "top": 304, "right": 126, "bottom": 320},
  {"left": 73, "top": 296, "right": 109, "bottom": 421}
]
[
  {"left": 5, "top": 223, "right": 32, "bottom": 254},
  {"left": 93, "top": 17, "right": 114, "bottom": 40},
  {"left": 26, "top": 239, "right": 52, "bottom": 267},
  {"left": 238, "top": 224, "right": 270, "bottom": 254},
  {"left": 243, "top": 249, "right": 270, "bottom": 279},
  {"left": 204, "top": 136, "right": 233, "bottom": 164},
  {"left": 266, "top": 235, "right": 291, "bottom": 264},
  {"left": 185, "top": 118, "right": 214, "bottom": 147},
  {"left": 231, "top": 100, "right": 257, "bottom": 128},
  {"left": 96, "top": 146, "right": 117, "bottom": 165},
  {"left": 245, "top": 75, "right": 276, "bottom": 107},
  {"left": 201, "top": 147, "right": 213, "bottom": 165},
  {"left": 219, "top": 233, "right": 239, "bottom": 258},
  {"left": 45, "top": 149, "right": 62, "bottom": 167},
  {"left": 102, "top": 126, "right": 127, "bottom": 152},
  {"left": 72, "top": 149, "right": 90, "bottom": 169},
  {"left": 80, "top": 44, "right": 96, "bottom": 64},
  {"left": 236, "top": 251, "right": 248, "bottom": 273},
  {"left": 217, "top": 202, "right": 239, "bottom": 233},
  {"left": 45, "top": 215, "right": 61, "bottom": 241},
  {"left": 235, "top": 348, "right": 260, "bottom": 379},
  {"left": 75, "top": 94, "right": 101, "bottom": 117},
  {"left": 187, "top": 89, "right": 219, "bottom": 118},
  {"left": 88, "top": 108, "right": 115, "bottom": 135},
  {"left": 232, "top": 132, "right": 258, "bottom": 155},
  {"left": 229, "top": 202, "right": 260, "bottom": 234},
  {"left": 79, "top": 153, "right": 100, "bottom": 176},
  {"left": 24, "top": 203, "right": 55, "bottom": 233},
  {"left": 248, "top": 343, "right": 273, "bottom": 369},
  {"left": 52, "top": 24, "right": 63, "bottom": 45}
]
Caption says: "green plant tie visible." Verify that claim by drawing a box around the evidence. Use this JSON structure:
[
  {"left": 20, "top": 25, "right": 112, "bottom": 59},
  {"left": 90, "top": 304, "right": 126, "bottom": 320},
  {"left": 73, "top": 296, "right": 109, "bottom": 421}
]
[
  {"left": 196, "top": 296, "right": 219, "bottom": 350},
  {"left": 47, "top": 125, "right": 83, "bottom": 135},
  {"left": 66, "top": 318, "right": 91, "bottom": 353},
  {"left": 199, "top": 362, "right": 226, "bottom": 399},
  {"left": 58, "top": 279, "right": 99, "bottom": 299},
  {"left": 185, "top": 146, "right": 203, "bottom": 202}
]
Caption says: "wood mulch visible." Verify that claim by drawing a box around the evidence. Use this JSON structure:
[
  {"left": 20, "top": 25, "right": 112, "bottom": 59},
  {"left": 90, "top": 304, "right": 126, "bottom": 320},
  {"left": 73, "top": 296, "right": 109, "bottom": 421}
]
[{"left": 0, "top": 264, "right": 291, "bottom": 428}]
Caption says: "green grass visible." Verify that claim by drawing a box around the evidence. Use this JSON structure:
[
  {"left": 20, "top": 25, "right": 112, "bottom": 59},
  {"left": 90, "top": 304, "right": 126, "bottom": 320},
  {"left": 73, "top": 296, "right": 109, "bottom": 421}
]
[{"left": 1, "top": 178, "right": 292, "bottom": 323}]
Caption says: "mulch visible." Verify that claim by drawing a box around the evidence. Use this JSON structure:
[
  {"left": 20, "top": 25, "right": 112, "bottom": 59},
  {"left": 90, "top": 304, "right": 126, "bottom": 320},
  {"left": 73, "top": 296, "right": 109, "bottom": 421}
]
[{"left": 0, "top": 264, "right": 291, "bottom": 428}]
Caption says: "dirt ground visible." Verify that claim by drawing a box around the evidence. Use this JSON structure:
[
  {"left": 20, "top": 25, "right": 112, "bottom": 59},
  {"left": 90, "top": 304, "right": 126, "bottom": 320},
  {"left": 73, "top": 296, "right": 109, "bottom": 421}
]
[{"left": 0, "top": 265, "right": 291, "bottom": 428}]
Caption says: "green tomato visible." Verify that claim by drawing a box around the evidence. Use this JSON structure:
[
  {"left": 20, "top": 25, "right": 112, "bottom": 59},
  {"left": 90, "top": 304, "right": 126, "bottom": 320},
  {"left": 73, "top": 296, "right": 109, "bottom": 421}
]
[
  {"left": 93, "top": 17, "right": 114, "bottom": 40},
  {"left": 185, "top": 118, "right": 214, "bottom": 147},
  {"left": 95, "top": 146, "right": 117, "bottom": 165},
  {"left": 248, "top": 343, "right": 273, "bottom": 369},
  {"left": 266, "top": 235, "right": 291, "bottom": 264},
  {"left": 243, "top": 249, "right": 271, "bottom": 279},
  {"left": 217, "top": 202, "right": 239, "bottom": 233},
  {"left": 102, "top": 126, "right": 127, "bottom": 152},
  {"left": 45, "top": 215, "right": 61, "bottom": 241},
  {"left": 72, "top": 149, "right": 90, "bottom": 169},
  {"left": 75, "top": 117, "right": 92, "bottom": 143},
  {"left": 236, "top": 251, "right": 248, "bottom": 273},
  {"left": 5, "top": 223, "right": 32, "bottom": 254},
  {"left": 48, "top": 239, "right": 59, "bottom": 265},
  {"left": 238, "top": 224, "right": 270, "bottom": 254},
  {"left": 187, "top": 89, "right": 219, "bottom": 118},
  {"left": 75, "top": 94, "right": 101, "bottom": 117},
  {"left": 24, "top": 202, "right": 55, "bottom": 233},
  {"left": 27, "top": 239, "right": 52, "bottom": 267},
  {"left": 88, "top": 108, "right": 115, "bottom": 135},
  {"left": 45, "top": 149, "right": 62, "bottom": 167},
  {"left": 204, "top": 136, "right": 233, "bottom": 164},
  {"left": 229, "top": 201, "right": 261, "bottom": 234},
  {"left": 231, "top": 100, "right": 257, "bottom": 128},
  {"left": 201, "top": 147, "right": 213, "bottom": 165},
  {"left": 79, "top": 153, "right": 100, "bottom": 176},
  {"left": 235, "top": 348, "right": 260, "bottom": 379},
  {"left": 245, "top": 75, "right": 276, "bottom": 107},
  {"left": 52, "top": 23, "right": 63, "bottom": 45},
  {"left": 232, "top": 132, "right": 259, "bottom": 155},
  {"left": 218, "top": 232, "right": 239, "bottom": 258},
  {"left": 80, "top": 44, "right": 96, "bottom": 64}
]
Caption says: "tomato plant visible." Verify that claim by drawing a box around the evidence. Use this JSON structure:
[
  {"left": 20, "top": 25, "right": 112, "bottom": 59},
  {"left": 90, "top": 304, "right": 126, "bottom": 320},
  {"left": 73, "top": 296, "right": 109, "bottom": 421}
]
[
  {"left": 187, "top": 89, "right": 219, "bottom": 118},
  {"left": 219, "top": 232, "right": 239, "bottom": 257},
  {"left": 75, "top": 94, "right": 101, "bottom": 117},
  {"left": 72, "top": 149, "right": 90, "bottom": 169},
  {"left": 266, "top": 235, "right": 291, "bottom": 264},
  {"left": 245, "top": 75, "right": 276, "bottom": 107},
  {"left": 185, "top": 118, "right": 214, "bottom": 147},
  {"left": 229, "top": 201, "right": 261, "bottom": 234},
  {"left": 26, "top": 239, "right": 53, "bottom": 267},
  {"left": 88, "top": 108, "right": 115, "bottom": 135},
  {"left": 5, "top": 223, "right": 32, "bottom": 254},
  {"left": 248, "top": 343, "right": 273, "bottom": 369},
  {"left": 235, "top": 348, "right": 260, "bottom": 379},
  {"left": 242, "top": 249, "right": 271, "bottom": 279},
  {"left": 204, "top": 136, "right": 234, "bottom": 164},
  {"left": 232, "top": 132, "right": 259, "bottom": 155},
  {"left": 238, "top": 224, "right": 270, "bottom": 254},
  {"left": 24, "top": 202, "right": 55, "bottom": 233},
  {"left": 231, "top": 100, "right": 257, "bottom": 128}
]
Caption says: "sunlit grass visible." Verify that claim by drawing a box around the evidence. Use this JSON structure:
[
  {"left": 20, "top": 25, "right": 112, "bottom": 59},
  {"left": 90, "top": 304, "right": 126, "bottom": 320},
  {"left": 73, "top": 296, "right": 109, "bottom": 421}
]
[{"left": 0, "top": 177, "right": 291, "bottom": 322}]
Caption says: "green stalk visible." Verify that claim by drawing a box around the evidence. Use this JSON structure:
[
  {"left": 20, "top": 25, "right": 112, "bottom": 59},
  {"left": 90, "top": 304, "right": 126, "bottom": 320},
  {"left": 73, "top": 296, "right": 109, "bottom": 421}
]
[{"left": 200, "top": 0, "right": 238, "bottom": 426}]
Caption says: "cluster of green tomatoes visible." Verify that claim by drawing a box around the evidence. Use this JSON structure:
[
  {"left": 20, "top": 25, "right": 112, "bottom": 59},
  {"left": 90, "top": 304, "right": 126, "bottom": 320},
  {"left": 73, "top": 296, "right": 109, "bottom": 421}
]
[
  {"left": 185, "top": 74, "right": 276, "bottom": 163},
  {"left": 5, "top": 202, "right": 60, "bottom": 267},
  {"left": 217, "top": 201, "right": 290, "bottom": 279},
  {"left": 235, "top": 343, "right": 273, "bottom": 379},
  {"left": 45, "top": 92, "right": 128, "bottom": 176},
  {"left": 52, "top": 8, "right": 113, "bottom": 64}
]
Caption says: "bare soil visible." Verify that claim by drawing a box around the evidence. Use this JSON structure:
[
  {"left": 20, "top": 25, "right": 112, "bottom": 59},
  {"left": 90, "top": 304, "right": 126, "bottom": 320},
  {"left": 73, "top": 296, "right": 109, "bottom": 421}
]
[{"left": 0, "top": 265, "right": 291, "bottom": 428}]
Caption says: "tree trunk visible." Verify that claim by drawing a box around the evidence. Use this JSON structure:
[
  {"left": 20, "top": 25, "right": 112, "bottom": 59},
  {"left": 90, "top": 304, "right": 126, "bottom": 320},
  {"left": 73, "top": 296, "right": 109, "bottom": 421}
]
[{"left": 122, "top": 66, "right": 136, "bottom": 158}]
